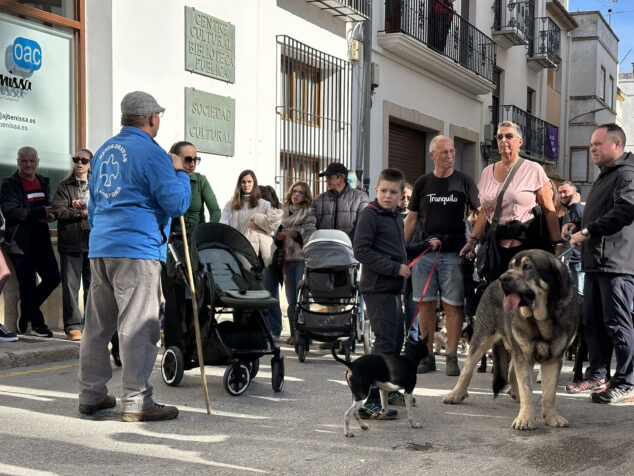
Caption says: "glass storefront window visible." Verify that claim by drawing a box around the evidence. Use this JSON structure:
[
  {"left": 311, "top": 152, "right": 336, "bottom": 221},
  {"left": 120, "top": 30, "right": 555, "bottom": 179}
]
[{"left": 13, "top": 0, "right": 76, "bottom": 20}]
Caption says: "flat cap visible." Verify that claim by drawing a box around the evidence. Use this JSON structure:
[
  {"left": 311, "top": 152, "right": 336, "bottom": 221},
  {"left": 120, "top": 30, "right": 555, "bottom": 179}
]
[
  {"left": 121, "top": 91, "right": 165, "bottom": 116},
  {"left": 318, "top": 162, "right": 348, "bottom": 177}
]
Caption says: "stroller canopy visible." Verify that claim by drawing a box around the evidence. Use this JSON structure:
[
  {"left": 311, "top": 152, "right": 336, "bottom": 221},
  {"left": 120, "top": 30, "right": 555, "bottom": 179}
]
[{"left": 303, "top": 229, "right": 358, "bottom": 269}]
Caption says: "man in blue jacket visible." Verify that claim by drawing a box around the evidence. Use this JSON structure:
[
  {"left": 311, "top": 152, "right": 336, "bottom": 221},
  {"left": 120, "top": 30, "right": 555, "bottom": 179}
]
[{"left": 78, "top": 91, "right": 191, "bottom": 421}]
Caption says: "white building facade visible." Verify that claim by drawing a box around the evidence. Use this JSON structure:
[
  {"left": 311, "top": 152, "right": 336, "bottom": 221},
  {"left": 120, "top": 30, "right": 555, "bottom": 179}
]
[
  {"left": 368, "top": 0, "right": 576, "bottom": 189},
  {"left": 567, "top": 10, "right": 619, "bottom": 198}
]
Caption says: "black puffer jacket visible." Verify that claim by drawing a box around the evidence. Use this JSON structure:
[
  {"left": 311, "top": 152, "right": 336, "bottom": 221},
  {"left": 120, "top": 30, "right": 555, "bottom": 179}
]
[
  {"left": 353, "top": 200, "right": 407, "bottom": 294},
  {"left": 50, "top": 175, "right": 90, "bottom": 253},
  {"left": 582, "top": 152, "right": 634, "bottom": 274},
  {"left": 0, "top": 171, "right": 51, "bottom": 254},
  {"left": 311, "top": 184, "right": 369, "bottom": 240}
]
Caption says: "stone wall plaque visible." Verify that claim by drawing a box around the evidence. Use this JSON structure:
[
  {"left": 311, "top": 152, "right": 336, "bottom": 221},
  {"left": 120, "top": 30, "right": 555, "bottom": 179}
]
[
  {"left": 185, "top": 87, "right": 235, "bottom": 156},
  {"left": 185, "top": 6, "right": 235, "bottom": 83}
]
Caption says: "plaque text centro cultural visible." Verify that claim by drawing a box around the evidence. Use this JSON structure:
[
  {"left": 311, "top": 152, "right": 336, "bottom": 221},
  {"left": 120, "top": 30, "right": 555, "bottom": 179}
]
[
  {"left": 185, "top": 6, "right": 235, "bottom": 83},
  {"left": 185, "top": 87, "right": 235, "bottom": 156}
]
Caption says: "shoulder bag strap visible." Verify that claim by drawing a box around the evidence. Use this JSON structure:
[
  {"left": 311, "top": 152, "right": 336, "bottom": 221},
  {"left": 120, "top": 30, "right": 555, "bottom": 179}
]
[{"left": 490, "top": 157, "right": 524, "bottom": 230}]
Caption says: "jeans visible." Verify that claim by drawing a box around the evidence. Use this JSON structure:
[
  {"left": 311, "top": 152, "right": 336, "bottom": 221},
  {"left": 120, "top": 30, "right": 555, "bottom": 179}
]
[
  {"left": 263, "top": 265, "right": 283, "bottom": 337},
  {"left": 78, "top": 258, "right": 162, "bottom": 412},
  {"left": 568, "top": 261, "right": 584, "bottom": 296},
  {"left": 404, "top": 292, "right": 419, "bottom": 340},
  {"left": 60, "top": 251, "right": 90, "bottom": 333},
  {"left": 9, "top": 242, "right": 61, "bottom": 329},
  {"left": 583, "top": 273, "right": 634, "bottom": 386},
  {"left": 283, "top": 260, "right": 305, "bottom": 338}
]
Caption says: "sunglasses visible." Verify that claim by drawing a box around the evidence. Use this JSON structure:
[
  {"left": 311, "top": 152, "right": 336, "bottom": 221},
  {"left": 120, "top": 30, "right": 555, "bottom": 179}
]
[
  {"left": 72, "top": 157, "right": 90, "bottom": 165},
  {"left": 496, "top": 133, "right": 515, "bottom": 141},
  {"left": 183, "top": 156, "right": 201, "bottom": 165}
]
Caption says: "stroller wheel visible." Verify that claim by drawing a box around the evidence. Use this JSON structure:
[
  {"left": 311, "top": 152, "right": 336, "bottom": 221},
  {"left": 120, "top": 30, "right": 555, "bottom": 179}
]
[
  {"left": 161, "top": 346, "right": 184, "bottom": 386},
  {"left": 223, "top": 363, "right": 251, "bottom": 396},
  {"left": 296, "top": 343, "right": 306, "bottom": 363},
  {"left": 271, "top": 356, "right": 285, "bottom": 392},
  {"left": 249, "top": 358, "right": 260, "bottom": 380},
  {"left": 363, "top": 319, "right": 373, "bottom": 355}
]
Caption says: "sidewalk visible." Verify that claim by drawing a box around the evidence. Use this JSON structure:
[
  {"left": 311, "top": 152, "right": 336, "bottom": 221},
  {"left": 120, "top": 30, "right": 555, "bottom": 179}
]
[
  {"left": 0, "top": 332, "right": 79, "bottom": 370},
  {"left": 0, "top": 293, "right": 290, "bottom": 371}
]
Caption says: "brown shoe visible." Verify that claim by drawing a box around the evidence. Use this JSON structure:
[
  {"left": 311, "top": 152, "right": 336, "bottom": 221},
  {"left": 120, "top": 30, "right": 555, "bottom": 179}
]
[
  {"left": 120, "top": 403, "right": 179, "bottom": 422},
  {"left": 79, "top": 395, "right": 117, "bottom": 415},
  {"left": 67, "top": 330, "right": 82, "bottom": 341}
]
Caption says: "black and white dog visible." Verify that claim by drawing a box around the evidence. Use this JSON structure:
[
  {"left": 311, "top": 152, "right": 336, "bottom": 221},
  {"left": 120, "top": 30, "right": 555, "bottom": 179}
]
[{"left": 332, "top": 337, "right": 429, "bottom": 437}]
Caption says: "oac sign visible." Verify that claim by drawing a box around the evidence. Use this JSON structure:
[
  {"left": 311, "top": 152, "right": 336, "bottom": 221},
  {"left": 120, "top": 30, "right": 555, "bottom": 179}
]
[{"left": 185, "top": 87, "right": 235, "bottom": 156}]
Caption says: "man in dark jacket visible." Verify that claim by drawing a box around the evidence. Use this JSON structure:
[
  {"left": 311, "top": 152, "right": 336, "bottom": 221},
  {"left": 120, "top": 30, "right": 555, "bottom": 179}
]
[
  {"left": 558, "top": 180, "right": 585, "bottom": 294},
  {"left": 0, "top": 146, "right": 60, "bottom": 337},
  {"left": 566, "top": 124, "right": 634, "bottom": 403},
  {"left": 311, "top": 162, "right": 369, "bottom": 240}
]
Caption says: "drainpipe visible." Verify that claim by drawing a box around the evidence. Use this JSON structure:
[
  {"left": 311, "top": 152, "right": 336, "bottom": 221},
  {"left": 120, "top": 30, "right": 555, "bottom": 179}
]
[{"left": 358, "top": 8, "right": 373, "bottom": 193}]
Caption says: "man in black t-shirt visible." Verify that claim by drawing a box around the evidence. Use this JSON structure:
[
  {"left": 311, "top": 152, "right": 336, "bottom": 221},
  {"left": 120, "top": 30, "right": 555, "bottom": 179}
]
[{"left": 404, "top": 136, "right": 479, "bottom": 376}]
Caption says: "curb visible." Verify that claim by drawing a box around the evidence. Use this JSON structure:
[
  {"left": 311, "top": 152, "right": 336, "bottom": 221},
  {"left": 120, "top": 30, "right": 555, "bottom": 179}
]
[{"left": 0, "top": 338, "right": 80, "bottom": 371}]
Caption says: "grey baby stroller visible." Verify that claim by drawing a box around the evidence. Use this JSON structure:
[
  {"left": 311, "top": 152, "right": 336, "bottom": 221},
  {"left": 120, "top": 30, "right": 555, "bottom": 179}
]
[
  {"left": 161, "top": 223, "right": 284, "bottom": 396},
  {"left": 294, "top": 229, "right": 366, "bottom": 363}
]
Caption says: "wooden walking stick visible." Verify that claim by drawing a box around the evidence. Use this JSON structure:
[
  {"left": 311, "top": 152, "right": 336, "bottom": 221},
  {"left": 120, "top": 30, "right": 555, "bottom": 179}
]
[{"left": 179, "top": 216, "right": 211, "bottom": 413}]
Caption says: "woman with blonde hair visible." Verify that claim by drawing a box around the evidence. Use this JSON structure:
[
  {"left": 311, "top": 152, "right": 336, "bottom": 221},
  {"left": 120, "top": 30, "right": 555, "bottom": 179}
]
[
  {"left": 276, "top": 181, "right": 316, "bottom": 345},
  {"left": 461, "top": 121, "right": 563, "bottom": 282}
]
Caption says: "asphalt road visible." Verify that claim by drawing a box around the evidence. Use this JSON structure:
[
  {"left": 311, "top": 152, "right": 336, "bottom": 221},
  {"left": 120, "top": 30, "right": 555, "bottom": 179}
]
[{"left": 0, "top": 343, "right": 632, "bottom": 475}]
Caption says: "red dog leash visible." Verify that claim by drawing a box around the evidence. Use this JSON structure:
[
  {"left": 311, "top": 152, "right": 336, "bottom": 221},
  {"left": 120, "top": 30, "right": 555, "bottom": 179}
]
[{"left": 407, "top": 243, "right": 442, "bottom": 333}]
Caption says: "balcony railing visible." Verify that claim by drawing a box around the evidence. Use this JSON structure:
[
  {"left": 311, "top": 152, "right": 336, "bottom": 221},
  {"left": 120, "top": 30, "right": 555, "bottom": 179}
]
[
  {"left": 492, "top": 0, "right": 534, "bottom": 48},
  {"left": 490, "top": 105, "right": 559, "bottom": 162},
  {"left": 527, "top": 17, "right": 561, "bottom": 69},
  {"left": 306, "top": 0, "right": 371, "bottom": 21},
  {"left": 384, "top": 0, "right": 496, "bottom": 83}
]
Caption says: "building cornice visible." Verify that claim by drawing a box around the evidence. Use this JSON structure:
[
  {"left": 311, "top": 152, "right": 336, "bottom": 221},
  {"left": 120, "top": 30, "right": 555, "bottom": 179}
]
[{"left": 546, "top": 0, "right": 578, "bottom": 31}]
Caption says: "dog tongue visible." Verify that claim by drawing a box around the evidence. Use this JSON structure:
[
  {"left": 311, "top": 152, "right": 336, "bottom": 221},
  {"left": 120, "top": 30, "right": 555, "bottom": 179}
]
[{"left": 504, "top": 293, "right": 521, "bottom": 310}]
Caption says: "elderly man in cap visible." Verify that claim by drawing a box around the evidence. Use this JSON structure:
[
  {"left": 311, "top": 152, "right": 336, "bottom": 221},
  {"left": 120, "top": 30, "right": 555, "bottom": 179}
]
[
  {"left": 311, "top": 162, "right": 369, "bottom": 240},
  {"left": 77, "top": 91, "right": 191, "bottom": 422}
]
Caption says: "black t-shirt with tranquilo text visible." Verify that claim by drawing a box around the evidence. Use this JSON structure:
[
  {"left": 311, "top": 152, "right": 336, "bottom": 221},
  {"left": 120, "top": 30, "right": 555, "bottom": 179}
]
[{"left": 408, "top": 170, "right": 480, "bottom": 252}]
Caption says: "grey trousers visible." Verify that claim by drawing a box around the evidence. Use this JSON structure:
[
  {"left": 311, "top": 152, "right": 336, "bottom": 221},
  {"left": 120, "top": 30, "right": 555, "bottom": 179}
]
[{"left": 78, "top": 258, "right": 161, "bottom": 412}]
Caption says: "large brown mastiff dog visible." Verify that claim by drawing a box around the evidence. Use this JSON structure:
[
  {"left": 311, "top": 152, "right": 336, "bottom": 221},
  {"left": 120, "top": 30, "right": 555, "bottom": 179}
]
[{"left": 443, "top": 249, "right": 579, "bottom": 430}]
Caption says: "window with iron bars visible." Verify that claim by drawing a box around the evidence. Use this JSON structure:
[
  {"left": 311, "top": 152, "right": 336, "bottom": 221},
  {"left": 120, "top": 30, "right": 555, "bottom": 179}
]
[
  {"left": 281, "top": 55, "right": 322, "bottom": 127},
  {"left": 276, "top": 35, "right": 353, "bottom": 198}
]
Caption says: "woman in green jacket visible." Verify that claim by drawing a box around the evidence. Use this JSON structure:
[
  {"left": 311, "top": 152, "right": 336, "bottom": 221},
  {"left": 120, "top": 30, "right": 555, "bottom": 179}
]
[{"left": 162, "top": 141, "right": 220, "bottom": 350}]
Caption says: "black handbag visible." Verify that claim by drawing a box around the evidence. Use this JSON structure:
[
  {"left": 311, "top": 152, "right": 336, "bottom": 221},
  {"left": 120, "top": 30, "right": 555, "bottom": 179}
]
[{"left": 475, "top": 158, "right": 524, "bottom": 283}]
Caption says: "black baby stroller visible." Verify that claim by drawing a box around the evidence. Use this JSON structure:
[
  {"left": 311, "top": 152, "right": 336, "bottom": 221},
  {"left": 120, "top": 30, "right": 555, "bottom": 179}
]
[
  {"left": 294, "top": 229, "right": 364, "bottom": 363},
  {"left": 161, "top": 222, "right": 284, "bottom": 396}
]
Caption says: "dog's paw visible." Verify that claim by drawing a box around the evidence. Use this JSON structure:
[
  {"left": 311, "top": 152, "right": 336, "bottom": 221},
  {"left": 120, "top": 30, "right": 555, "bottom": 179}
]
[
  {"left": 507, "top": 388, "right": 519, "bottom": 401},
  {"left": 511, "top": 415, "right": 536, "bottom": 430},
  {"left": 345, "top": 430, "right": 354, "bottom": 437},
  {"left": 543, "top": 413, "right": 569, "bottom": 428},
  {"left": 360, "top": 422, "right": 369, "bottom": 430},
  {"left": 410, "top": 421, "right": 423, "bottom": 429},
  {"left": 442, "top": 390, "right": 468, "bottom": 404}
]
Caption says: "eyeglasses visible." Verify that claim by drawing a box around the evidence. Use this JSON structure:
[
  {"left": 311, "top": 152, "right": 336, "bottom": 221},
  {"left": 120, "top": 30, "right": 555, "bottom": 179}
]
[
  {"left": 183, "top": 156, "right": 201, "bottom": 165},
  {"left": 496, "top": 133, "right": 515, "bottom": 141},
  {"left": 153, "top": 111, "right": 164, "bottom": 118},
  {"left": 72, "top": 157, "right": 90, "bottom": 165},
  {"left": 291, "top": 189, "right": 304, "bottom": 195}
]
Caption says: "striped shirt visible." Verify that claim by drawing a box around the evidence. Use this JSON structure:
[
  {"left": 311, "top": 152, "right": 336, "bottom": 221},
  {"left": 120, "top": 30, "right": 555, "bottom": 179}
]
[{"left": 21, "top": 176, "right": 48, "bottom": 209}]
